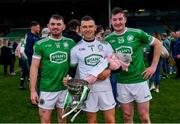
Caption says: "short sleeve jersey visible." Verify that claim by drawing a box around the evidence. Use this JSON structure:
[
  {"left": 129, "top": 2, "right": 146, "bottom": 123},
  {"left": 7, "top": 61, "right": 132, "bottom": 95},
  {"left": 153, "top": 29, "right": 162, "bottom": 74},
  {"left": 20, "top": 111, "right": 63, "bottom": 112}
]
[
  {"left": 105, "top": 28, "right": 154, "bottom": 84},
  {"left": 70, "top": 39, "right": 113, "bottom": 92},
  {"left": 33, "top": 36, "right": 76, "bottom": 92}
]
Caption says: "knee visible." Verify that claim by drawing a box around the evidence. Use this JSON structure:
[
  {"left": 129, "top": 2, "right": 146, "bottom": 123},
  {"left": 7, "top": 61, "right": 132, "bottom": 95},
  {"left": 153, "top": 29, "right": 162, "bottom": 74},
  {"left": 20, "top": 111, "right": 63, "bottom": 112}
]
[
  {"left": 87, "top": 119, "right": 97, "bottom": 124},
  {"left": 105, "top": 117, "right": 115, "bottom": 123},
  {"left": 40, "top": 116, "right": 51, "bottom": 123},
  {"left": 123, "top": 112, "right": 133, "bottom": 122},
  {"left": 139, "top": 114, "right": 150, "bottom": 123}
]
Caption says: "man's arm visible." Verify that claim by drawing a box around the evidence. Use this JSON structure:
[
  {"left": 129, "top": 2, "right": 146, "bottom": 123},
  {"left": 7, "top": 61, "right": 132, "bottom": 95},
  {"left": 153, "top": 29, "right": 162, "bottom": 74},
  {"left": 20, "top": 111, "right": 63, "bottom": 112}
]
[
  {"left": 29, "top": 58, "right": 40, "bottom": 105},
  {"left": 142, "top": 38, "right": 162, "bottom": 80}
]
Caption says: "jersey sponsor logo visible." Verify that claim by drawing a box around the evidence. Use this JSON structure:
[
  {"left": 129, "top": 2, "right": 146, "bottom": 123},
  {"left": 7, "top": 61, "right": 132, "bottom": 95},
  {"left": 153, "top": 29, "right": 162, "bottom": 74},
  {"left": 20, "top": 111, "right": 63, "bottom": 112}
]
[
  {"left": 50, "top": 51, "right": 67, "bottom": 64},
  {"left": 85, "top": 54, "right": 103, "bottom": 66},
  {"left": 45, "top": 44, "right": 52, "bottom": 48},
  {"left": 109, "top": 39, "right": 116, "bottom": 43},
  {"left": 144, "top": 94, "right": 150, "bottom": 99},
  {"left": 79, "top": 47, "right": 86, "bottom": 51},
  {"left": 115, "top": 46, "right": 133, "bottom": 55}
]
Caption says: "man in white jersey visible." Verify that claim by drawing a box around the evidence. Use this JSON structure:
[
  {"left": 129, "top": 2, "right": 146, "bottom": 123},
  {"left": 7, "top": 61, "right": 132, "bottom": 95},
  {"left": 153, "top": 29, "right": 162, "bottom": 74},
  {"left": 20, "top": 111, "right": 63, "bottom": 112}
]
[
  {"left": 105, "top": 7, "right": 162, "bottom": 123},
  {"left": 30, "top": 14, "right": 75, "bottom": 123},
  {"left": 70, "top": 16, "right": 116, "bottom": 123}
]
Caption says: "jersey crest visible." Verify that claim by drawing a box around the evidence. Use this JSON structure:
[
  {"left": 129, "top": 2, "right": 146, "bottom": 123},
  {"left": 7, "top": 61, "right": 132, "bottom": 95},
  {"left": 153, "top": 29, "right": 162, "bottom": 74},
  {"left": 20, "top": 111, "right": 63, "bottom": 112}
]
[{"left": 127, "top": 35, "right": 135, "bottom": 43}]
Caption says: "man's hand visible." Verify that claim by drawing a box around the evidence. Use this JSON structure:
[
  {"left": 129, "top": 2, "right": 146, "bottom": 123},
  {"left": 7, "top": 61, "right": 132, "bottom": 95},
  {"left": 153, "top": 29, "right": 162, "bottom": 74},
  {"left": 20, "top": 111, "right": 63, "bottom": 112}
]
[
  {"left": 107, "top": 53, "right": 130, "bottom": 71},
  {"left": 30, "top": 91, "right": 39, "bottom": 105},
  {"left": 97, "top": 69, "right": 111, "bottom": 80},
  {"left": 85, "top": 75, "right": 97, "bottom": 85},
  {"left": 63, "top": 77, "right": 68, "bottom": 86},
  {"left": 142, "top": 65, "right": 157, "bottom": 80},
  {"left": 63, "top": 75, "right": 72, "bottom": 86}
]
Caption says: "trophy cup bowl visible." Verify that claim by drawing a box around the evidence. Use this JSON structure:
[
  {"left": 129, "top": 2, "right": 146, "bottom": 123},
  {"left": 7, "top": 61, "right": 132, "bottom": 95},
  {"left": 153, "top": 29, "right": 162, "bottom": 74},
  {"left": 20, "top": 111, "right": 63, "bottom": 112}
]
[{"left": 66, "top": 79, "right": 89, "bottom": 108}]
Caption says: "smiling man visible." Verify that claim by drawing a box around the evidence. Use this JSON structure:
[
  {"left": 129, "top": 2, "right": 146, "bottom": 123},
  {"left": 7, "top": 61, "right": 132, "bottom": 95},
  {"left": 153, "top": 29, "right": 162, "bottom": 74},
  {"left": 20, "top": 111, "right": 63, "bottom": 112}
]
[
  {"left": 70, "top": 16, "right": 116, "bottom": 123},
  {"left": 29, "top": 14, "right": 75, "bottom": 123},
  {"left": 105, "top": 7, "right": 162, "bottom": 123}
]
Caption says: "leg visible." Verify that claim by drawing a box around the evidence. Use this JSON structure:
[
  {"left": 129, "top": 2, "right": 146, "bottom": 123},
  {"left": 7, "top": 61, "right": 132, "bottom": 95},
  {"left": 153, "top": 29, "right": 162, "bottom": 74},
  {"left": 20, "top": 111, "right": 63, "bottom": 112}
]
[
  {"left": 57, "top": 108, "right": 66, "bottom": 123},
  {"left": 155, "top": 60, "right": 162, "bottom": 92},
  {"left": 175, "top": 58, "right": 180, "bottom": 78},
  {"left": 3, "top": 64, "right": 8, "bottom": 76},
  {"left": 19, "top": 59, "right": 28, "bottom": 89},
  {"left": 137, "top": 101, "right": 151, "bottom": 123},
  {"left": 86, "top": 112, "right": 97, "bottom": 123},
  {"left": 110, "top": 73, "right": 118, "bottom": 102},
  {"left": 120, "top": 102, "right": 134, "bottom": 123},
  {"left": 149, "top": 74, "right": 155, "bottom": 91},
  {"left": 39, "top": 108, "right": 52, "bottom": 123},
  {"left": 103, "top": 108, "right": 115, "bottom": 123}
]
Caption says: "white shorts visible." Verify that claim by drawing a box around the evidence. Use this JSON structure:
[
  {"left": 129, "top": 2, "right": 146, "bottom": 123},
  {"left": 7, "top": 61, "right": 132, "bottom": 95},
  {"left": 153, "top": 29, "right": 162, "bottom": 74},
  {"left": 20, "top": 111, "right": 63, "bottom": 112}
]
[
  {"left": 38, "top": 90, "right": 67, "bottom": 110},
  {"left": 117, "top": 81, "right": 152, "bottom": 103},
  {"left": 82, "top": 91, "right": 116, "bottom": 112}
]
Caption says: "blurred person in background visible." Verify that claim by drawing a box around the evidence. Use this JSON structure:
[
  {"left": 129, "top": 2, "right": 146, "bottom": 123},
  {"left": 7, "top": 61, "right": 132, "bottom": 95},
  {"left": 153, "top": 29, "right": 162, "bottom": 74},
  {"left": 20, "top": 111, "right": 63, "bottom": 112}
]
[
  {"left": 24, "top": 21, "right": 41, "bottom": 67},
  {"left": 63, "top": 19, "right": 82, "bottom": 43},
  {"left": 95, "top": 25, "right": 104, "bottom": 41},
  {"left": 8, "top": 42, "right": 16, "bottom": 75},
  {"left": 0, "top": 40, "right": 13, "bottom": 76},
  {"left": 172, "top": 31, "right": 180, "bottom": 79},
  {"left": 103, "top": 27, "right": 112, "bottom": 37},
  {"left": 15, "top": 38, "right": 29, "bottom": 90},
  {"left": 169, "top": 31, "right": 177, "bottom": 74},
  {"left": 149, "top": 32, "right": 163, "bottom": 93},
  {"left": 161, "top": 33, "right": 170, "bottom": 78}
]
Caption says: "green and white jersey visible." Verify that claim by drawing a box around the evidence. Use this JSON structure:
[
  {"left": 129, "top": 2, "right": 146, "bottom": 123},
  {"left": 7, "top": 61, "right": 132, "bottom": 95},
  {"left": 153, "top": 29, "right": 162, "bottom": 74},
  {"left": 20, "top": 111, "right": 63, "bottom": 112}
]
[
  {"left": 105, "top": 27, "right": 155, "bottom": 84},
  {"left": 33, "top": 36, "right": 76, "bottom": 92},
  {"left": 71, "top": 39, "right": 113, "bottom": 92}
]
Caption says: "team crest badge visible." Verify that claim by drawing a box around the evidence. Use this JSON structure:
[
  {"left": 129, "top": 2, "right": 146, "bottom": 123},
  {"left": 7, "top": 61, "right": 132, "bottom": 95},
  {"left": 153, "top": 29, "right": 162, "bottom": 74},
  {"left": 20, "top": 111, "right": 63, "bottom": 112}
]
[
  {"left": 39, "top": 99, "right": 45, "bottom": 105},
  {"left": 63, "top": 42, "right": 69, "bottom": 48},
  {"left": 127, "top": 35, "right": 134, "bottom": 42}
]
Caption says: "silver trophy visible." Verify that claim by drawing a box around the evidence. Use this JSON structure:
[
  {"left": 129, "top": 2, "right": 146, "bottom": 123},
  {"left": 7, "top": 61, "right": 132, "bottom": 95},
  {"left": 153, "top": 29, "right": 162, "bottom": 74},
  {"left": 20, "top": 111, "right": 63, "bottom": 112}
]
[
  {"left": 62, "top": 79, "right": 89, "bottom": 122},
  {"left": 67, "top": 79, "right": 89, "bottom": 108}
]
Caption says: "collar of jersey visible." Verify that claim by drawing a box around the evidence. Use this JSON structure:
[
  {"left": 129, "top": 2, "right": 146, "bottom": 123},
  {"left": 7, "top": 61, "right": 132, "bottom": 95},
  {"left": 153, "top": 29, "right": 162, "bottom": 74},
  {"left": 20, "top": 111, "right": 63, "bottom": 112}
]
[
  {"left": 48, "top": 36, "right": 63, "bottom": 41},
  {"left": 82, "top": 38, "right": 96, "bottom": 44},
  {"left": 113, "top": 27, "right": 127, "bottom": 36}
]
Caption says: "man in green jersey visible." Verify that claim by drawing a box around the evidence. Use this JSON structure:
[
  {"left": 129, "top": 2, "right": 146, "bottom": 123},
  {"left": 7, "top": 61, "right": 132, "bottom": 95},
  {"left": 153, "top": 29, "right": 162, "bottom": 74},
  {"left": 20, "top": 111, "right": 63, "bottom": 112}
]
[
  {"left": 29, "top": 14, "right": 75, "bottom": 123},
  {"left": 105, "top": 7, "right": 162, "bottom": 123}
]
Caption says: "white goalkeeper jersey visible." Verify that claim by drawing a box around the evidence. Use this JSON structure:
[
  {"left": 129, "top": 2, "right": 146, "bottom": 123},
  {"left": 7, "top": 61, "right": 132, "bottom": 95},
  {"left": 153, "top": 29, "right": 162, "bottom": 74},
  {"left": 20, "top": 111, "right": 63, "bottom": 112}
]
[{"left": 70, "top": 39, "right": 113, "bottom": 92}]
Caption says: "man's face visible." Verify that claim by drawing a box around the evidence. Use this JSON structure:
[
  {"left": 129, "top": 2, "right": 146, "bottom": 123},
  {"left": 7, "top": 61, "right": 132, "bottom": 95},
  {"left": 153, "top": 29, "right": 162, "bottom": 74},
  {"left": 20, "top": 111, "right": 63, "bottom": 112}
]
[
  {"left": 111, "top": 12, "right": 126, "bottom": 33},
  {"left": 48, "top": 18, "right": 65, "bottom": 37},
  {"left": 32, "top": 25, "right": 40, "bottom": 34},
  {"left": 80, "top": 20, "right": 96, "bottom": 40}
]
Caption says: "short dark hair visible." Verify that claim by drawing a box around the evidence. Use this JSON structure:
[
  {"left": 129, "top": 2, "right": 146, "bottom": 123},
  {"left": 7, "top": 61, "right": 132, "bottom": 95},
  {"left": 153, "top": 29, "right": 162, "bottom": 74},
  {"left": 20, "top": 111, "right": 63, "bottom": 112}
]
[
  {"left": 111, "top": 7, "right": 124, "bottom": 17},
  {"left": 81, "top": 15, "right": 95, "bottom": 22},
  {"left": 30, "top": 21, "right": 39, "bottom": 27},
  {"left": 95, "top": 25, "right": 104, "bottom": 35},
  {"left": 50, "top": 14, "right": 64, "bottom": 22},
  {"left": 68, "top": 19, "right": 80, "bottom": 31}
]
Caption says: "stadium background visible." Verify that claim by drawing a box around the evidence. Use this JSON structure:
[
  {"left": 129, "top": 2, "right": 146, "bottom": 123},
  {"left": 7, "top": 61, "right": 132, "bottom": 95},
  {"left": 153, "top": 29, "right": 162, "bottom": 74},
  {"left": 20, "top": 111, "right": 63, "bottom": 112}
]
[
  {"left": 0, "top": 0, "right": 180, "bottom": 123},
  {"left": 0, "top": 0, "right": 180, "bottom": 40}
]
